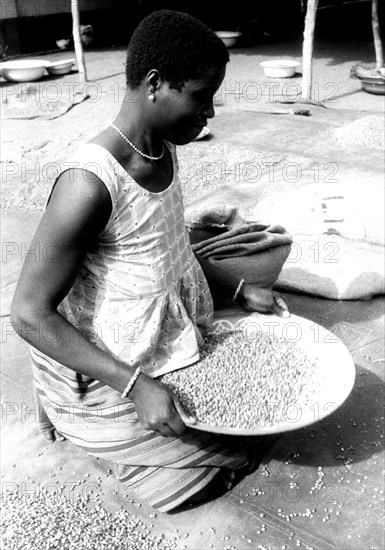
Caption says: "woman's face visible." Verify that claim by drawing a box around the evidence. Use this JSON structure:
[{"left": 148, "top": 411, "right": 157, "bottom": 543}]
[{"left": 155, "top": 65, "right": 226, "bottom": 145}]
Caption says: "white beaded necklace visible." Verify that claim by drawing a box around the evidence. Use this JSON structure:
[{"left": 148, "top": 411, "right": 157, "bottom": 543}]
[{"left": 110, "top": 123, "right": 164, "bottom": 161}]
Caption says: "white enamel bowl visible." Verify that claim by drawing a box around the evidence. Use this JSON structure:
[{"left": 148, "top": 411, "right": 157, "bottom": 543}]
[
  {"left": 0, "top": 59, "right": 46, "bottom": 82},
  {"left": 261, "top": 59, "right": 300, "bottom": 78},
  {"left": 215, "top": 31, "right": 242, "bottom": 48},
  {"left": 46, "top": 58, "right": 75, "bottom": 75}
]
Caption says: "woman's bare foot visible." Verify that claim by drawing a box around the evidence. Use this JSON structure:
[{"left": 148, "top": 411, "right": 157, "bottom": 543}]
[
  {"left": 44, "top": 428, "right": 66, "bottom": 443},
  {"left": 33, "top": 387, "right": 66, "bottom": 443}
]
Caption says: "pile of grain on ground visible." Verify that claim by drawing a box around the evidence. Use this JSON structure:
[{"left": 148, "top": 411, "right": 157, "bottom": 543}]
[
  {"left": 2, "top": 96, "right": 71, "bottom": 120},
  {"left": 177, "top": 142, "right": 282, "bottom": 205},
  {"left": 1, "top": 136, "right": 281, "bottom": 214},
  {"left": 332, "top": 115, "right": 384, "bottom": 150},
  {"left": 1, "top": 489, "right": 177, "bottom": 550},
  {"left": 160, "top": 330, "right": 319, "bottom": 429},
  {"left": 1, "top": 83, "right": 90, "bottom": 121}
]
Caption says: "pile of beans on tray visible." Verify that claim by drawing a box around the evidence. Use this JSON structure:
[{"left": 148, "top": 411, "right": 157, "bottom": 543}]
[{"left": 160, "top": 330, "right": 320, "bottom": 430}]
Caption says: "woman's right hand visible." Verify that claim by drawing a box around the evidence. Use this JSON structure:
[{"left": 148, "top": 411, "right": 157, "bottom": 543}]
[{"left": 130, "top": 374, "right": 195, "bottom": 437}]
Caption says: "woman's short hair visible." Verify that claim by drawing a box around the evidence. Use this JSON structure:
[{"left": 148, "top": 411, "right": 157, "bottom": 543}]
[{"left": 125, "top": 9, "right": 229, "bottom": 91}]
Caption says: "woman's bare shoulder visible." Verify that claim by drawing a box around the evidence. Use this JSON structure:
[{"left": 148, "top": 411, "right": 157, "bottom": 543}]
[{"left": 46, "top": 167, "right": 112, "bottom": 236}]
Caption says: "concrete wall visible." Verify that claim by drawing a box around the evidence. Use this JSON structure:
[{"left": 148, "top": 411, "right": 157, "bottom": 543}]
[
  {"left": 1, "top": 0, "right": 18, "bottom": 19},
  {"left": 0, "top": 0, "right": 379, "bottom": 57},
  {"left": 0, "top": 0, "right": 119, "bottom": 19},
  {"left": 0, "top": 0, "right": 134, "bottom": 55}
]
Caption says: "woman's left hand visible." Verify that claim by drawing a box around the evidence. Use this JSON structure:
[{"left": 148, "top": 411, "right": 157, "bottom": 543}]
[{"left": 238, "top": 284, "right": 290, "bottom": 317}]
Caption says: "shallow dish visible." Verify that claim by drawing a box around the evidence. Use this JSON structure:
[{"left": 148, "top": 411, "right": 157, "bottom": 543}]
[
  {"left": 46, "top": 58, "right": 75, "bottom": 75},
  {"left": 184, "top": 308, "right": 355, "bottom": 435},
  {"left": 0, "top": 59, "right": 46, "bottom": 82},
  {"left": 215, "top": 31, "right": 242, "bottom": 48},
  {"left": 357, "top": 74, "right": 385, "bottom": 95},
  {"left": 261, "top": 59, "right": 300, "bottom": 78},
  {"left": 194, "top": 126, "right": 211, "bottom": 141}
]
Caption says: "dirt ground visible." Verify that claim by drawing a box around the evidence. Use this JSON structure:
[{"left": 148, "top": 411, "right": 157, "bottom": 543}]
[
  {"left": 1, "top": 36, "right": 384, "bottom": 550},
  {"left": 1, "top": 35, "right": 384, "bottom": 211}
]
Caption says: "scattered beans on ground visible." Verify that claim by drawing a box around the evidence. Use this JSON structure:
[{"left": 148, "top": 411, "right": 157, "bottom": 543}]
[{"left": 1, "top": 489, "right": 177, "bottom": 550}]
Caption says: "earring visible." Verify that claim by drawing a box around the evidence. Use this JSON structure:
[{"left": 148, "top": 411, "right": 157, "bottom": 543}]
[{"left": 149, "top": 93, "right": 155, "bottom": 102}]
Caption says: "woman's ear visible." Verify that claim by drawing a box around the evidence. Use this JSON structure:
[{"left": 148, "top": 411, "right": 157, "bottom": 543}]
[{"left": 145, "top": 69, "right": 162, "bottom": 98}]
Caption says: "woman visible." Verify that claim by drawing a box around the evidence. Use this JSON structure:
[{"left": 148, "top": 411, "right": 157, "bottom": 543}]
[{"left": 11, "top": 9, "right": 290, "bottom": 512}]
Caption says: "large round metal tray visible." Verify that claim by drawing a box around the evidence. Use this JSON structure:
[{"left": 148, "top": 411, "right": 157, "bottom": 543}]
[{"left": 184, "top": 309, "right": 355, "bottom": 435}]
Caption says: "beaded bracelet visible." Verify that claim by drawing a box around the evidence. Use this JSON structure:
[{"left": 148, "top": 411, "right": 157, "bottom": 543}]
[
  {"left": 232, "top": 278, "right": 245, "bottom": 303},
  {"left": 121, "top": 366, "right": 142, "bottom": 399}
]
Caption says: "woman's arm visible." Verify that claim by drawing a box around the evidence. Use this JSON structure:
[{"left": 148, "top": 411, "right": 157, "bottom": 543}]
[
  {"left": 11, "top": 169, "right": 190, "bottom": 437},
  {"left": 195, "top": 254, "right": 289, "bottom": 317},
  {"left": 11, "top": 168, "right": 122, "bottom": 384}
]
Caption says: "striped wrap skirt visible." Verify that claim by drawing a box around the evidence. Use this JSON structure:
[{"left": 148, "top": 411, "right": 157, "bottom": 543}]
[{"left": 31, "top": 347, "right": 251, "bottom": 512}]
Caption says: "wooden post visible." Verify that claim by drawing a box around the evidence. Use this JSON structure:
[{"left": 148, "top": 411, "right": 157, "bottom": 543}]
[
  {"left": 372, "top": 0, "right": 384, "bottom": 69},
  {"left": 301, "top": 0, "right": 319, "bottom": 101},
  {"left": 71, "top": 0, "right": 87, "bottom": 84}
]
